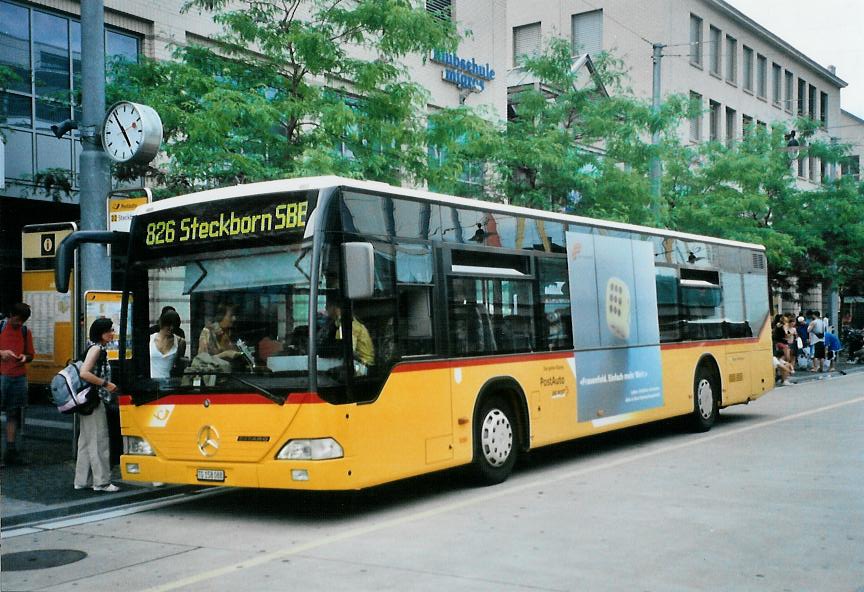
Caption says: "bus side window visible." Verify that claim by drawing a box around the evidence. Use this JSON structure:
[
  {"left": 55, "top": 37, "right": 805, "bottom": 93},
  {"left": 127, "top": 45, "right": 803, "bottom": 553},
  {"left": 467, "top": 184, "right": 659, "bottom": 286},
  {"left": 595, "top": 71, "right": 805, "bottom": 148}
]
[
  {"left": 395, "top": 243, "right": 435, "bottom": 356},
  {"left": 538, "top": 258, "right": 572, "bottom": 350},
  {"left": 398, "top": 286, "right": 434, "bottom": 355},
  {"left": 655, "top": 266, "right": 681, "bottom": 342}
]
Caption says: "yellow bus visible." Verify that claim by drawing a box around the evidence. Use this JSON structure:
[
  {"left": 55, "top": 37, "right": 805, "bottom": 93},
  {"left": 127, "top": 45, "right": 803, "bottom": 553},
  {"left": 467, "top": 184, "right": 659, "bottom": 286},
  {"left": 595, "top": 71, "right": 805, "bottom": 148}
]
[{"left": 57, "top": 176, "right": 774, "bottom": 489}]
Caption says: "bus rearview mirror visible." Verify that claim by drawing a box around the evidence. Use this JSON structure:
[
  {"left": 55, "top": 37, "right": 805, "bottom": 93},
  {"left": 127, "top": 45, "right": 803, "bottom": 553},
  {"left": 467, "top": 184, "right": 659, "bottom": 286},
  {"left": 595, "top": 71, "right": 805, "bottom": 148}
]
[{"left": 343, "top": 242, "right": 375, "bottom": 299}]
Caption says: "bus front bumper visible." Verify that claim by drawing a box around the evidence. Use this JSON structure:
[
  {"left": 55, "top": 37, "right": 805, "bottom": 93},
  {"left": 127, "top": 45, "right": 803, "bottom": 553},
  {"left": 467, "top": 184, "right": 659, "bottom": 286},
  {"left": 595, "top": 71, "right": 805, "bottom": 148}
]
[{"left": 120, "top": 454, "right": 360, "bottom": 491}]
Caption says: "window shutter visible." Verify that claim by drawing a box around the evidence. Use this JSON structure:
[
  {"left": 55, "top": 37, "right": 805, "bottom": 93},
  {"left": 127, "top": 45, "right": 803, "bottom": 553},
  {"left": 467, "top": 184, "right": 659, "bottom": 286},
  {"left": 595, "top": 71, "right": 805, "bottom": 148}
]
[
  {"left": 572, "top": 10, "right": 603, "bottom": 56},
  {"left": 513, "top": 22, "right": 541, "bottom": 66},
  {"left": 426, "top": 0, "right": 451, "bottom": 21}
]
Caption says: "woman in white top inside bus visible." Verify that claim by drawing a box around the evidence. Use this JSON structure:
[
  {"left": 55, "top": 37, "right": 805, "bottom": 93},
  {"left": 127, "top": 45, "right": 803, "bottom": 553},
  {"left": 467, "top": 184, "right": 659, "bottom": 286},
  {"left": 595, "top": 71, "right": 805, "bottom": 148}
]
[
  {"left": 150, "top": 309, "right": 186, "bottom": 379},
  {"left": 75, "top": 317, "right": 119, "bottom": 492}
]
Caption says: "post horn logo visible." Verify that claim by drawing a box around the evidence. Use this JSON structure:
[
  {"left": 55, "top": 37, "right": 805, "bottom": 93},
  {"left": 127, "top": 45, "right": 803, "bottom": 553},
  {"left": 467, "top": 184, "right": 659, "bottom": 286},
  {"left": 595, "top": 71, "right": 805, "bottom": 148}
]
[{"left": 197, "top": 425, "right": 220, "bottom": 457}]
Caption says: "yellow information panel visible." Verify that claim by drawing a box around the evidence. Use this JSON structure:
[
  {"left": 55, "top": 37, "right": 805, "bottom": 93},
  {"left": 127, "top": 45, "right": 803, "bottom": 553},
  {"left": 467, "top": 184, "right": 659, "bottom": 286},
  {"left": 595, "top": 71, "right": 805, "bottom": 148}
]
[
  {"left": 84, "top": 291, "right": 133, "bottom": 361},
  {"left": 108, "top": 191, "right": 150, "bottom": 233},
  {"left": 21, "top": 222, "right": 77, "bottom": 385}
]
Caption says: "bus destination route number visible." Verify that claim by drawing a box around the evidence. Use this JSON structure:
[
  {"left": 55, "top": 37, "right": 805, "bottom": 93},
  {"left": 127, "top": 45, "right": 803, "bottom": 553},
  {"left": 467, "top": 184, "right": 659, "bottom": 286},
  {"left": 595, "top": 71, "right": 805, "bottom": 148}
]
[{"left": 143, "top": 198, "right": 308, "bottom": 248}]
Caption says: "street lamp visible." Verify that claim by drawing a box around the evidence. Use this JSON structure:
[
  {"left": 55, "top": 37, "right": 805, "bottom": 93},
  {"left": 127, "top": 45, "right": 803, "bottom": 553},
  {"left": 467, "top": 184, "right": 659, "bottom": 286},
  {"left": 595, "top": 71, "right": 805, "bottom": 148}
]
[{"left": 785, "top": 130, "right": 801, "bottom": 158}]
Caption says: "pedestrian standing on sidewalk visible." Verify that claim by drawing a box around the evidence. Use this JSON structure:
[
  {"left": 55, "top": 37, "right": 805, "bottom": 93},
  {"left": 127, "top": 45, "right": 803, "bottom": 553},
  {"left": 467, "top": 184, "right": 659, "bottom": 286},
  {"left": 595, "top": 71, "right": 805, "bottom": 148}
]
[
  {"left": 795, "top": 315, "right": 810, "bottom": 369},
  {"left": 808, "top": 310, "right": 827, "bottom": 373},
  {"left": 0, "top": 303, "right": 35, "bottom": 466},
  {"left": 75, "top": 318, "right": 120, "bottom": 492}
]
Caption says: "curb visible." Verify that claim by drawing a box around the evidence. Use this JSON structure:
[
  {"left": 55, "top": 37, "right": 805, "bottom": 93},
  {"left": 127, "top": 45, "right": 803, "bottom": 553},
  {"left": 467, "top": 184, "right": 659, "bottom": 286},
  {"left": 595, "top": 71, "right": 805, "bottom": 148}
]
[{"left": 1, "top": 484, "right": 196, "bottom": 529}]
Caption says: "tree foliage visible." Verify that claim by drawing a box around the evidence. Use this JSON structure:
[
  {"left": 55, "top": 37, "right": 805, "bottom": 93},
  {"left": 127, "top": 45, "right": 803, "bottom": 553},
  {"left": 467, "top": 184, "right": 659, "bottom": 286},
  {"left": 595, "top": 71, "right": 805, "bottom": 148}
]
[
  {"left": 107, "top": 8, "right": 864, "bottom": 301},
  {"left": 108, "top": 0, "right": 458, "bottom": 193}
]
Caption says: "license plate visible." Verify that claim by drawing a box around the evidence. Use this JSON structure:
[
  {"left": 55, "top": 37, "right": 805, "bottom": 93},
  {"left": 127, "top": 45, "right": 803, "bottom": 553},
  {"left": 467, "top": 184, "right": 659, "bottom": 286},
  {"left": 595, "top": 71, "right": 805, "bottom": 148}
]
[{"left": 196, "top": 468, "right": 225, "bottom": 482}]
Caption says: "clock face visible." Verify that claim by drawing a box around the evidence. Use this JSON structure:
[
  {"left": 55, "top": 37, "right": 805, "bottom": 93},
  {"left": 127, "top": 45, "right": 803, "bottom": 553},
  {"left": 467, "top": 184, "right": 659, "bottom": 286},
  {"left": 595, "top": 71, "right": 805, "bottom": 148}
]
[
  {"left": 102, "top": 101, "right": 162, "bottom": 164},
  {"left": 102, "top": 102, "right": 145, "bottom": 162}
]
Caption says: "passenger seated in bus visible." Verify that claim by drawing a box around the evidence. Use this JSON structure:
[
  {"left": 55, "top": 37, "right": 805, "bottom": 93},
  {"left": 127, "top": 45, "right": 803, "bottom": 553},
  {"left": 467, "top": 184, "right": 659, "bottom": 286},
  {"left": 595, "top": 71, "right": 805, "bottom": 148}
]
[
  {"left": 286, "top": 325, "right": 309, "bottom": 355},
  {"left": 317, "top": 298, "right": 375, "bottom": 375},
  {"left": 197, "top": 303, "right": 245, "bottom": 363}
]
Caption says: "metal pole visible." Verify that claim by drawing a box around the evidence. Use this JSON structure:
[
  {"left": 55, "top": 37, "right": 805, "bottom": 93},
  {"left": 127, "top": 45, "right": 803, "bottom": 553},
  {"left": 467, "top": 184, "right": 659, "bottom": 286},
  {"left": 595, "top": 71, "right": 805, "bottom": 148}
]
[
  {"left": 79, "top": 0, "right": 111, "bottom": 350},
  {"left": 649, "top": 43, "right": 664, "bottom": 225}
]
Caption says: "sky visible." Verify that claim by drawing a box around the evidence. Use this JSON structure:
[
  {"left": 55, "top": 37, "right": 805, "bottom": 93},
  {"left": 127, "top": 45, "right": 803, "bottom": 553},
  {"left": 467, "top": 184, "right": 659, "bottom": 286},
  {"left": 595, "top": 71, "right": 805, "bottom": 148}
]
[{"left": 724, "top": 0, "right": 864, "bottom": 120}]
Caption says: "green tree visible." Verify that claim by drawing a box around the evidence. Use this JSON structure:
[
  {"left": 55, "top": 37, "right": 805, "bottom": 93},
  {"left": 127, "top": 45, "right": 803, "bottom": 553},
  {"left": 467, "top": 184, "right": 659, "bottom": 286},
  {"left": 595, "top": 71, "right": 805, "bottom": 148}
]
[
  {"left": 108, "top": 0, "right": 458, "bottom": 195},
  {"left": 439, "top": 38, "right": 687, "bottom": 226}
]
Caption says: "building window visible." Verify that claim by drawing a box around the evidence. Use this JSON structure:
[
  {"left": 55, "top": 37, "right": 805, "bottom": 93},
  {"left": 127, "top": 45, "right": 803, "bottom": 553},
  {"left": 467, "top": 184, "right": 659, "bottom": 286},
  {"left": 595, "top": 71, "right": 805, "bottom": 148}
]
[
  {"left": 725, "top": 106, "right": 736, "bottom": 147},
  {"left": 709, "top": 26, "right": 721, "bottom": 76},
  {"left": 797, "top": 78, "right": 806, "bottom": 116},
  {"left": 808, "top": 84, "right": 817, "bottom": 120},
  {"left": 725, "top": 35, "right": 737, "bottom": 84},
  {"left": 689, "top": 92, "right": 702, "bottom": 141},
  {"left": 742, "top": 114, "right": 753, "bottom": 138},
  {"left": 784, "top": 70, "right": 794, "bottom": 113},
  {"left": 742, "top": 46, "right": 753, "bottom": 92},
  {"left": 425, "top": 0, "right": 451, "bottom": 22},
  {"left": 689, "top": 14, "right": 703, "bottom": 67},
  {"left": 772, "top": 63, "right": 781, "bottom": 106},
  {"left": 572, "top": 10, "right": 603, "bottom": 56},
  {"left": 0, "top": 1, "right": 140, "bottom": 188},
  {"left": 841, "top": 155, "right": 860, "bottom": 180},
  {"left": 756, "top": 54, "right": 767, "bottom": 99},
  {"left": 513, "top": 22, "right": 541, "bottom": 66},
  {"left": 820, "top": 91, "right": 828, "bottom": 127},
  {"left": 709, "top": 100, "right": 721, "bottom": 141}
]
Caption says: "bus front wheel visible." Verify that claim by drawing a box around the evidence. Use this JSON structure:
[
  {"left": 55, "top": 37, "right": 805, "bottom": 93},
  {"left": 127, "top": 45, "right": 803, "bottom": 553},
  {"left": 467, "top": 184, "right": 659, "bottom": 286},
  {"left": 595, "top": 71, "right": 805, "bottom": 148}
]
[
  {"left": 472, "top": 396, "right": 518, "bottom": 485},
  {"left": 691, "top": 366, "right": 719, "bottom": 432}
]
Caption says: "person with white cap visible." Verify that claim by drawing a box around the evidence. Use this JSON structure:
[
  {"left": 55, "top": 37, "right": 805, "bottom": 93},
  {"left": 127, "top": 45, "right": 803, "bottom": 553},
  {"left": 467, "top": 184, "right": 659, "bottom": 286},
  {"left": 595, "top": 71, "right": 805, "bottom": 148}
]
[{"left": 795, "top": 315, "right": 810, "bottom": 369}]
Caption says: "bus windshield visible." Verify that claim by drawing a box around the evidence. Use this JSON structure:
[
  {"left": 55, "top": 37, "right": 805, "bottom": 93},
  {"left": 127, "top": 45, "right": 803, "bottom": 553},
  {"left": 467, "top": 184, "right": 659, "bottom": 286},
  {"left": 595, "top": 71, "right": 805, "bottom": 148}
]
[{"left": 128, "top": 245, "right": 317, "bottom": 401}]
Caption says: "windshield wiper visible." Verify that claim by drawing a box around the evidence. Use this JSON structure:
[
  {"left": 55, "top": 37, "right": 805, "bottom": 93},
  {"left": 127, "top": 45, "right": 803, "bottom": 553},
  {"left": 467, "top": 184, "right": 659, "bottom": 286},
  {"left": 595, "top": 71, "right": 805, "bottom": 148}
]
[
  {"left": 229, "top": 375, "right": 284, "bottom": 404},
  {"left": 180, "top": 372, "right": 285, "bottom": 404}
]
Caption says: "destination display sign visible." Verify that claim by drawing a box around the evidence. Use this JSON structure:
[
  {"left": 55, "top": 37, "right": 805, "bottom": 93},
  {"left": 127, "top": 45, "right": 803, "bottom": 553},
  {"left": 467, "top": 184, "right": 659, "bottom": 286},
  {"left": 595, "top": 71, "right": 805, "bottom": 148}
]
[{"left": 132, "top": 192, "right": 313, "bottom": 256}]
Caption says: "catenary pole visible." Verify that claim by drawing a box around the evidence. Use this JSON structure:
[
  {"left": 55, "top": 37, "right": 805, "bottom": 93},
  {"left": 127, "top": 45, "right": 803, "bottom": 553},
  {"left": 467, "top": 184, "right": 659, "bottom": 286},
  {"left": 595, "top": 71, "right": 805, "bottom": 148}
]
[
  {"left": 79, "top": 0, "right": 112, "bottom": 341},
  {"left": 649, "top": 43, "right": 664, "bottom": 225}
]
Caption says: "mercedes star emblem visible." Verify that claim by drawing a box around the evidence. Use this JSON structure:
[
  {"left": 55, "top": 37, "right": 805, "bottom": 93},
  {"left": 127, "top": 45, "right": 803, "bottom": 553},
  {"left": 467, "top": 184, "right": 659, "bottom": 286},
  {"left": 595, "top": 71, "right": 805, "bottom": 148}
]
[{"left": 197, "top": 425, "right": 220, "bottom": 457}]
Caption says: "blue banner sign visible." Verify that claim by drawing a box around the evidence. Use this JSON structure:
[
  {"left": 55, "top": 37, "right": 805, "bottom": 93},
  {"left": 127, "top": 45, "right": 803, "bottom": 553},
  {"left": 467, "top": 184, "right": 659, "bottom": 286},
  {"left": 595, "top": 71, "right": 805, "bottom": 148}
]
[{"left": 430, "top": 50, "right": 495, "bottom": 92}]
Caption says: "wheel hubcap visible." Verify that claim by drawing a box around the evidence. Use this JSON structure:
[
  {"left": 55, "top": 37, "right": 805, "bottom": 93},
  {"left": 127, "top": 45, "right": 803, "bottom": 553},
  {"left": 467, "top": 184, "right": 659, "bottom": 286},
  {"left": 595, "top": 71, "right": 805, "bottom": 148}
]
[
  {"left": 697, "top": 378, "right": 714, "bottom": 419},
  {"left": 480, "top": 408, "right": 513, "bottom": 467}
]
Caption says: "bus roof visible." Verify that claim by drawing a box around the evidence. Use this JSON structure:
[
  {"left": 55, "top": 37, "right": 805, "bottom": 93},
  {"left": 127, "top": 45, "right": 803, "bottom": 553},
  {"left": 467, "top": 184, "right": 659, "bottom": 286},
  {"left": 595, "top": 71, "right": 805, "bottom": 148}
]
[{"left": 134, "top": 176, "right": 765, "bottom": 251}]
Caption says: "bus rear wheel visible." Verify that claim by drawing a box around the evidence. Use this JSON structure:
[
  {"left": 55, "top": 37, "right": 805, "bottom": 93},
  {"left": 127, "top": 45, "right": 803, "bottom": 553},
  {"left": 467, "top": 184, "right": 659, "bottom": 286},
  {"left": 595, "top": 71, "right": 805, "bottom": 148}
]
[
  {"left": 691, "top": 366, "right": 719, "bottom": 432},
  {"left": 472, "top": 396, "right": 518, "bottom": 485}
]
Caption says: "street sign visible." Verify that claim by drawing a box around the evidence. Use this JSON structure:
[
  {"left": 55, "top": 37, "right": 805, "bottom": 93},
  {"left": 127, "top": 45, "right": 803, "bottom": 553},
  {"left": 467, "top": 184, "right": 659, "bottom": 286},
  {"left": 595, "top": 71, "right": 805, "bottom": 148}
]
[
  {"left": 107, "top": 188, "right": 151, "bottom": 234},
  {"left": 84, "top": 291, "right": 133, "bottom": 361},
  {"left": 21, "top": 222, "right": 78, "bottom": 385}
]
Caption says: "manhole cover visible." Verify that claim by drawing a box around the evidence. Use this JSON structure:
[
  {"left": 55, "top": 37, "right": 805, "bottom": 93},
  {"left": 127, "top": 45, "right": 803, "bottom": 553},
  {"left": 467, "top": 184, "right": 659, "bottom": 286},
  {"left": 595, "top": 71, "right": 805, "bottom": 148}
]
[{"left": 1, "top": 549, "right": 88, "bottom": 571}]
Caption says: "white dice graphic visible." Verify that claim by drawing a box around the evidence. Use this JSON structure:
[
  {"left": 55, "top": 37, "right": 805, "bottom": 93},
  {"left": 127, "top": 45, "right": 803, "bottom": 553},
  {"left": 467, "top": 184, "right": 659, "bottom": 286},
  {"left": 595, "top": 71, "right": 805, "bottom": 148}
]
[{"left": 606, "top": 277, "right": 631, "bottom": 340}]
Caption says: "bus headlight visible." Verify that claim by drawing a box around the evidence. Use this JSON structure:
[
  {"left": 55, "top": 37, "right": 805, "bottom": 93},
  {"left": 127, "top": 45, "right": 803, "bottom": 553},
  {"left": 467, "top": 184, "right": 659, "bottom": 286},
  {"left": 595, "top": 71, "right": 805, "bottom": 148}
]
[
  {"left": 123, "top": 436, "right": 155, "bottom": 456},
  {"left": 276, "top": 438, "right": 343, "bottom": 460}
]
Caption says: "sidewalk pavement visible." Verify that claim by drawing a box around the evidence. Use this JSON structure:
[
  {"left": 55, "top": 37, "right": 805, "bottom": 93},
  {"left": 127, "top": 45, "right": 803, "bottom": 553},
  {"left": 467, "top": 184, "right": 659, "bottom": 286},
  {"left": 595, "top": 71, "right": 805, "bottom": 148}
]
[
  {"left": 1, "top": 405, "right": 192, "bottom": 530},
  {"left": 775, "top": 358, "right": 863, "bottom": 387}
]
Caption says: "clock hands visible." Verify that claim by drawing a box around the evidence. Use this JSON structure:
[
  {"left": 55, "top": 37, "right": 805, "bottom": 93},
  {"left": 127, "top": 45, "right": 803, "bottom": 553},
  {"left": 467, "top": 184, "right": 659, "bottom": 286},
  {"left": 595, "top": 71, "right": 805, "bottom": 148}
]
[{"left": 114, "top": 112, "right": 133, "bottom": 148}]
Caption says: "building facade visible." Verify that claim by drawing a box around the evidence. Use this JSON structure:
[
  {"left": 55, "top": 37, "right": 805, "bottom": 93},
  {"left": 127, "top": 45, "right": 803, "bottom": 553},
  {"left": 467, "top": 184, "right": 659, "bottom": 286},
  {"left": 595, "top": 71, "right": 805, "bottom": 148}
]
[
  {"left": 507, "top": 0, "right": 863, "bottom": 318},
  {"left": 0, "top": 0, "right": 509, "bottom": 311},
  {"left": 506, "top": 0, "right": 855, "bottom": 187}
]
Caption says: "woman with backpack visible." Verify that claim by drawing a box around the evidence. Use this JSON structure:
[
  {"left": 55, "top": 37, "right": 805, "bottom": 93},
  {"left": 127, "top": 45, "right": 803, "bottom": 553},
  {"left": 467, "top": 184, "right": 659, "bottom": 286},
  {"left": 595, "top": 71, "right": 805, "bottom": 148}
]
[{"left": 74, "top": 318, "right": 119, "bottom": 492}]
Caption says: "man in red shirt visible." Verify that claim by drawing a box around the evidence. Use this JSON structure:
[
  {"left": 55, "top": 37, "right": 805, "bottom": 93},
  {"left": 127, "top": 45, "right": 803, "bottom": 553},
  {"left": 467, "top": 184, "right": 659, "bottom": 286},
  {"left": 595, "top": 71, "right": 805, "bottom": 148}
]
[{"left": 1, "top": 303, "right": 35, "bottom": 466}]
